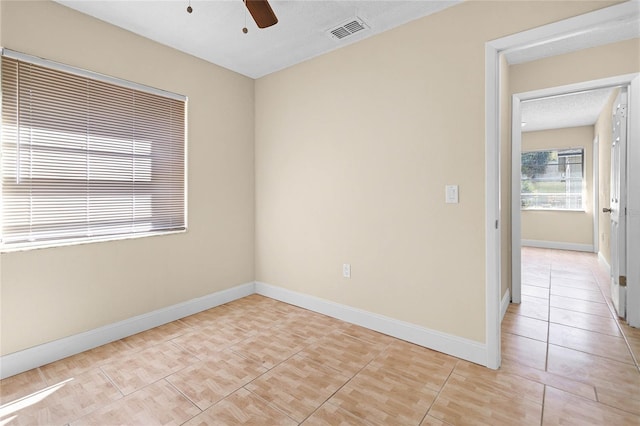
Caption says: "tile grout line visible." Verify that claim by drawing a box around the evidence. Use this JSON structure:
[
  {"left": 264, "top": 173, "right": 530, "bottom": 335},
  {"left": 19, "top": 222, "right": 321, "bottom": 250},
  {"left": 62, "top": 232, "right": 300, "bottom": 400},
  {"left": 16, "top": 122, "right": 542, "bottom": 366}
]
[
  {"left": 545, "top": 263, "right": 552, "bottom": 374},
  {"left": 239, "top": 383, "right": 302, "bottom": 425},
  {"left": 98, "top": 364, "right": 126, "bottom": 399},
  {"left": 547, "top": 310, "right": 628, "bottom": 338},
  {"left": 177, "top": 305, "right": 310, "bottom": 424},
  {"left": 589, "top": 269, "right": 640, "bottom": 369},
  {"left": 526, "top": 254, "right": 605, "bottom": 396},
  {"left": 176, "top": 303, "right": 311, "bottom": 424},
  {"left": 546, "top": 258, "right": 638, "bottom": 365},
  {"left": 69, "top": 375, "right": 166, "bottom": 425},
  {"left": 549, "top": 260, "right": 637, "bottom": 352},
  {"left": 545, "top": 254, "right": 640, "bottom": 406},
  {"left": 222, "top": 309, "right": 387, "bottom": 424},
  {"left": 522, "top": 250, "right": 640, "bottom": 411},
  {"left": 540, "top": 384, "right": 546, "bottom": 426},
  {"left": 163, "top": 377, "right": 203, "bottom": 414},
  {"left": 106, "top": 313, "right": 278, "bottom": 424},
  {"left": 295, "top": 356, "right": 377, "bottom": 425},
  {"left": 418, "top": 359, "right": 460, "bottom": 425},
  {"left": 296, "top": 332, "right": 397, "bottom": 423}
]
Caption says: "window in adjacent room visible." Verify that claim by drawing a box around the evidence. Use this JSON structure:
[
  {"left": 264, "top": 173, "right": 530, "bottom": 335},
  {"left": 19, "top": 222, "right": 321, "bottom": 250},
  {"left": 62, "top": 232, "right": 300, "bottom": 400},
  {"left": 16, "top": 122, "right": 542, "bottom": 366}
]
[
  {"left": 521, "top": 148, "right": 584, "bottom": 210},
  {"left": 0, "top": 50, "right": 187, "bottom": 250}
]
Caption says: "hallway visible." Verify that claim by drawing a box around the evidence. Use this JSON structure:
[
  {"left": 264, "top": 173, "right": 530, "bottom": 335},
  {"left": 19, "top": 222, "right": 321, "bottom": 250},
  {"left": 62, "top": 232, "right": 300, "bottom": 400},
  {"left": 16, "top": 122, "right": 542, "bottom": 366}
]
[{"left": 502, "top": 247, "right": 640, "bottom": 422}]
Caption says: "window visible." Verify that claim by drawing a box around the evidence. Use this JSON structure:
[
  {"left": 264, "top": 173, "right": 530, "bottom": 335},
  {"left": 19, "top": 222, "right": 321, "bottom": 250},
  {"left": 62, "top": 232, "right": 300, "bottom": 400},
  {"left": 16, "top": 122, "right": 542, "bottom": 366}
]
[
  {"left": 1, "top": 50, "right": 186, "bottom": 250},
  {"left": 521, "top": 148, "right": 584, "bottom": 210}
]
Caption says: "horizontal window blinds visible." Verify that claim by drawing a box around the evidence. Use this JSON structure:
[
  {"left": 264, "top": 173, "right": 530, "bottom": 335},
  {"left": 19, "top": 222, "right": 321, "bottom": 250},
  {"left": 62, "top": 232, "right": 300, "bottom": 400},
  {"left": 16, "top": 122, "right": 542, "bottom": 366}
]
[{"left": 1, "top": 55, "right": 186, "bottom": 248}]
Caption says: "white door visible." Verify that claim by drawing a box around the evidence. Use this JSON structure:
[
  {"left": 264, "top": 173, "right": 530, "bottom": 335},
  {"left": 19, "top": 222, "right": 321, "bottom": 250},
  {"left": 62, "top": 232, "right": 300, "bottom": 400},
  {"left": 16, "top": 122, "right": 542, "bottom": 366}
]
[{"left": 608, "top": 89, "right": 627, "bottom": 319}]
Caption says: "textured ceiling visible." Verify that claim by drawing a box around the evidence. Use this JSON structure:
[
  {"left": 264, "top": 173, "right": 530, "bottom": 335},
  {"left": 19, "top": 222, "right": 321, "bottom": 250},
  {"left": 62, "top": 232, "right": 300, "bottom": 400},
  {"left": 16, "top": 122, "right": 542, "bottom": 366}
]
[
  {"left": 521, "top": 88, "right": 616, "bottom": 133},
  {"left": 53, "top": 0, "right": 639, "bottom": 131},
  {"left": 55, "top": 0, "right": 461, "bottom": 79}
]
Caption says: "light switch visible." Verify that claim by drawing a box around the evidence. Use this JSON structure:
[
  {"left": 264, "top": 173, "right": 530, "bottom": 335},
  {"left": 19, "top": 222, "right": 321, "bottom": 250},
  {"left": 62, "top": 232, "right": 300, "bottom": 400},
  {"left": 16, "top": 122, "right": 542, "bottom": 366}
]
[
  {"left": 343, "top": 263, "right": 351, "bottom": 278},
  {"left": 445, "top": 185, "right": 459, "bottom": 204}
]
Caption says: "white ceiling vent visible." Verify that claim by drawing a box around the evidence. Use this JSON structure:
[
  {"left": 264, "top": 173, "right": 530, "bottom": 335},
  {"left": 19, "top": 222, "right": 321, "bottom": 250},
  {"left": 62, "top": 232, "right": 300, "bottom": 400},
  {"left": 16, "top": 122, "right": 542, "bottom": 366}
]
[{"left": 328, "top": 18, "right": 369, "bottom": 40}]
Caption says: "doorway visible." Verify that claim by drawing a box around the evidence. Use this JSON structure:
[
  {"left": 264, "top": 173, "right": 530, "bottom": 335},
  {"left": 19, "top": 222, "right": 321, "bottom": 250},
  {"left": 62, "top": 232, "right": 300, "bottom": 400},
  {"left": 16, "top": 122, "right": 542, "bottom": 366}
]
[
  {"left": 511, "top": 82, "right": 626, "bottom": 304},
  {"left": 484, "top": 2, "right": 640, "bottom": 369}
]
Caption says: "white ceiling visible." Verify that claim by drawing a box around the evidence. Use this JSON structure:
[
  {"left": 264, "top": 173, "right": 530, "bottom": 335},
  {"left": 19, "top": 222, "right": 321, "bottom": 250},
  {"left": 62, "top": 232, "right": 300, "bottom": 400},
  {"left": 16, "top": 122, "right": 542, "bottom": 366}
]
[
  {"left": 521, "top": 87, "right": 616, "bottom": 133},
  {"left": 54, "top": 0, "right": 639, "bottom": 131},
  {"left": 54, "top": 0, "right": 462, "bottom": 79}
]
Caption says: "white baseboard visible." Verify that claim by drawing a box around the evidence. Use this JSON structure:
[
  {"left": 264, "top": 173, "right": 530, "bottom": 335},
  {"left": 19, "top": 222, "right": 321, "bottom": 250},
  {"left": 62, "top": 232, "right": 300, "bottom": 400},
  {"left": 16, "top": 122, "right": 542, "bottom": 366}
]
[
  {"left": 2, "top": 279, "right": 493, "bottom": 378},
  {"left": 521, "top": 239, "right": 594, "bottom": 253},
  {"left": 598, "top": 252, "right": 611, "bottom": 276},
  {"left": 0, "top": 282, "right": 255, "bottom": 379},
  {"left": 255, "top": 281, "right": 487, "bottom": 366},
  {"left": 501, "top": 288, "right": 511, "bottom": 322}
]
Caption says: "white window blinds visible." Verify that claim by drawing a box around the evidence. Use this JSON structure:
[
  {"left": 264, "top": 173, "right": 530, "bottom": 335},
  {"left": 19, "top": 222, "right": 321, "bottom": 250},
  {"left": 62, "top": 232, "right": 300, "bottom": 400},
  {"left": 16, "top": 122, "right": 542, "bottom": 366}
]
[{"left": 1, "top": 53, "right": 186, "bottom": 249}]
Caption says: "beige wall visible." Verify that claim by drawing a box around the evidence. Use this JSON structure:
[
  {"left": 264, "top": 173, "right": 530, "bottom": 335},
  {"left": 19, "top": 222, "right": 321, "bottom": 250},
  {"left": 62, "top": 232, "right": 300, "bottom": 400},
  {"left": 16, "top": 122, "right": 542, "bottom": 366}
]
[
  {"left": 510, "top": 38, "right": 640, "bottom": 95},
  {"left": 521, "top": 127, "right": 594, "bottom": 246},
  {"left": 0, "top": 1, "right": 255, "bottom": 355},
  {"left": 595, "top": 89, "right": 620, "bottom": 264},
  {"left": 255, "top": 1, "right": 619, "bottom": 343},
  {"left": 0, "top": 0, "right": 630, "bottom": 356}
]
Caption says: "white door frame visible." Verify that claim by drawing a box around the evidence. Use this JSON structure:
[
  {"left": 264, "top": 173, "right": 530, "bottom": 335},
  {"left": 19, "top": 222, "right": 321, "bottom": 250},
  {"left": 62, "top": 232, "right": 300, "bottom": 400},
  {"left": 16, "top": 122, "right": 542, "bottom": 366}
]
[
  {"left": 484, "top": 2, "right": 639, "bottom": 369},
  {"left": 593, "top": 135, "right": 600, "bottom": 255},
  {"left": 625, "top": 74, "right": 640, "bottom": 327},
  {"left": 510, "top": 76, "right": 638, "bottom": 315}
]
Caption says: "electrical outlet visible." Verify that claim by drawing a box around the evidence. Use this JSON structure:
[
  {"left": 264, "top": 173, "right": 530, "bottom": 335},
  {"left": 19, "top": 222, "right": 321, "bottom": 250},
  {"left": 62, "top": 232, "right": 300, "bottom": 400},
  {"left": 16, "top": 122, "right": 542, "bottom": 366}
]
[{"left": 343, "top": 263, "right": 351, "bottom": 278}]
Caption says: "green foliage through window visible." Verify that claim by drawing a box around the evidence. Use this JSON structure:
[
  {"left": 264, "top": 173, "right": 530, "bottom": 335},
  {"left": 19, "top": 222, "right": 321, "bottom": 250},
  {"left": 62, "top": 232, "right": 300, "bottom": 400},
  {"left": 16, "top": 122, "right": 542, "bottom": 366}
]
[{"left": 521, "top": 148, "right": 584, "bottom": 210}]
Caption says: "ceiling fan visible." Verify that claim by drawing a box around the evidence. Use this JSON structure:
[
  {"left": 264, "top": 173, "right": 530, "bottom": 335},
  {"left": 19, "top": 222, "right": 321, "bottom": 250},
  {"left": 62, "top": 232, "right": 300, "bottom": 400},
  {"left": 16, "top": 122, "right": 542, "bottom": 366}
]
[
  {"left": 187, "top": 0, "right": 278, "bottom": 31},
  {"left": 244, "top": 0, "right": 278, "bottom": 29}
]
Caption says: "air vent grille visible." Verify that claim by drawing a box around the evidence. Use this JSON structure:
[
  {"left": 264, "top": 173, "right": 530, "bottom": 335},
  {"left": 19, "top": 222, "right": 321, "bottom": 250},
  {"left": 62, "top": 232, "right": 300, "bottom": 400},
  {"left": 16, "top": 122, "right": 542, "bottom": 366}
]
[
  {"left": 330, "top": 27, "right": 351, "bottom": 40},
  {"left": 328, "top": 18, "right": 369, "bottom": 40},
  {"left": 344, "top": 20, "right": 365, "bottom": 34}
]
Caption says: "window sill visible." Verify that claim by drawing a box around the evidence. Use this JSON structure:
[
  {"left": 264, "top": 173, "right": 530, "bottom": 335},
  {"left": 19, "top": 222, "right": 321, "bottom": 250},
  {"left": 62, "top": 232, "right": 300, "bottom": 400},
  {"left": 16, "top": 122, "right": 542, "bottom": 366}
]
[
  {"left": 521, "top": 208, "right": 587, "bottom": 213},
  {"left": 0, "top": 229, "right": 187, "bottom": 253}
]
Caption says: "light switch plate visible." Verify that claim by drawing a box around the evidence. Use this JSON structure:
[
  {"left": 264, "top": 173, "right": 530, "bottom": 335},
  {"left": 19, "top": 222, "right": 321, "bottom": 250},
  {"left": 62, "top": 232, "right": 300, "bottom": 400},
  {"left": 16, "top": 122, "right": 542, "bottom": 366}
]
[
  {"left": 343, "top": 263, "right": 351, "bottom": 278},
  {"left": 445, "top": 185, "right": 459, "bottom": 204}
]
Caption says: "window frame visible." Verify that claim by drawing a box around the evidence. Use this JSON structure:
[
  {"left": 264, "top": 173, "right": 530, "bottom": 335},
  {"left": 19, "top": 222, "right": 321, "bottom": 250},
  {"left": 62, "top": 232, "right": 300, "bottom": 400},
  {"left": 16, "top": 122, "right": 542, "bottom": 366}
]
[{"left": 0, "top": 48, "right": 188, "bottom": 252}]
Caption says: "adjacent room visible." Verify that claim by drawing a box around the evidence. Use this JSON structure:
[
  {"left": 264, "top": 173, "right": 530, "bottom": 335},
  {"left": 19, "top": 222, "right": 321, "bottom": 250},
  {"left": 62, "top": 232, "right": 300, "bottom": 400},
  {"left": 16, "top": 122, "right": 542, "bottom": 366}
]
[{"left": 1, "top": 0, "right": 639, "bottom": 424}]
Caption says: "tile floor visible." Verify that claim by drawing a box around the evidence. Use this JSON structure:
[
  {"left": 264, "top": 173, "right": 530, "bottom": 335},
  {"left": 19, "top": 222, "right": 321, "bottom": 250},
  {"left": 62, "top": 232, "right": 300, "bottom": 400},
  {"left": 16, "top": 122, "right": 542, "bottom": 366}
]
[{"left": 1, "top": 248, "right": 639, "bottom": 425}]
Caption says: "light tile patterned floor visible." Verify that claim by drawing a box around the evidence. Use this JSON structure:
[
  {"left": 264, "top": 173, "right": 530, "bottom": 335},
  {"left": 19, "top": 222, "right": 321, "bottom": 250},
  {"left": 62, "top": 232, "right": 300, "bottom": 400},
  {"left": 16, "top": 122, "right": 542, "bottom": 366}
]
[{"left": 1, "top": 248, "right": 639, "bottom": 425}]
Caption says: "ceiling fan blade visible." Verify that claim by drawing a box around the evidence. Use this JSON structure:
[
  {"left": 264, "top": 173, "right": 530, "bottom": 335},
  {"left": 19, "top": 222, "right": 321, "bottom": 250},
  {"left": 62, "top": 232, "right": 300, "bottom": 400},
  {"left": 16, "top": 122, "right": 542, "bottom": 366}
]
[{"left": 244, "top": 0, "right": 278, "bottom": 29}]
